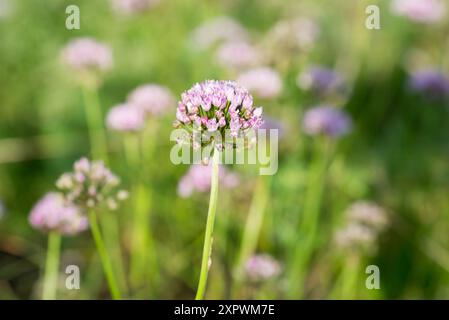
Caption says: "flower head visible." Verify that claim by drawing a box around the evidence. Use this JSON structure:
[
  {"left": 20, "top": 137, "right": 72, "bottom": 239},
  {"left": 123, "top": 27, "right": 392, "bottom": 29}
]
[
  {"left": 190, "top": 16, "right": 249, "bottom": 50},
  {"left": 174, "top": 80, "right": 264, "bottom": 149},
  {"left": 56, "top": 157, "right": 126, "bottom": 210},
  {"left": 409, "top": 69, "right": 449, "bottom": 100},
  {"left": 106, "top": 103, "right": 145, "bottom": 132},
  {"left": 61, "top": 37, "right": 113, "bottom": 73},
  {"left": 216, "top": 41, "right": 262, "bottom": 70},
  {"left": 391, "top": 0, "right": 445, "bottom": 24},
  {"left": 29, "top": 193, "right": 88, "bottom": 235},
  {"left": 237, "top": 67, "right": 283, "bottom": 99},
  {"left": 245, "top": 254, "right": 282, "bottom": 282},
  {"left": 335, "top": 201, "right": 389, "bottom": 253},
  {"left": 111, "top": 0, "right": 159, "bottom": 15},
  {"left": 127, "top": 84, "right": 175, "bottom": 116},
  {"left": 297, "top": 65, "right": 346, "bottom": 96},
  {"left": 177, "top": 163, "right": 239, "bottom": 198},
  {"left": 303, "top": 106, "right": 352, "bottom": 137}
]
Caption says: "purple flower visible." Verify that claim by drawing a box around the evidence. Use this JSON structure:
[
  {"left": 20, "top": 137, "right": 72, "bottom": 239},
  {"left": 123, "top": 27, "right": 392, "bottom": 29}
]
[
  {"left": 245, "top": 254, "right": 282, "bottom": 282},
  {"left": 29, "top": 193, "right": 88, "bottom": 235},
  {"left": 303, "top": 106, "right": 352, "bottom": 137},
  {"left": 190, "top": 16, "right": 249, "bottom": 50},
  {"left": 409, "top": 69, "right": 449, "bottom": 100},
  {"left": 177, "top": 164, "right": 239, "bottom": 198},
  {"left": 391, "top": 0, "right": 446, "bottom": 24},
  {"left": 297, "top": 65, "right": 345, "bottom": 96},
  {"left": 237, "top": 67, "right": 283, "bottom": 99},
  {"left": 127, "top": 84, "right": 175, "bottom": 116},
  {"left": 56, "top": 157, "right": 127, "bottom": 210},
  {"left": 111, "top": 0, "right": 159, "bottom": 15},
  {"left": 174, "top": 80, "right": 264, "bottom": 148},
  {"left": 106, "top": 103, "right": 145, "bottom": 132},
  {"left": 216, "top": 41, "right": 262, "bottom": 69},
  {"left": 61, "top": 37, "right": 113, "bottom": 72}
]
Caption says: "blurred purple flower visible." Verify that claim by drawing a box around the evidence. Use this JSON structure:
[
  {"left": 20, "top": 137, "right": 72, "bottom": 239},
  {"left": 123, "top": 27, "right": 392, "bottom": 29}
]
[
  {"left": 29, "top": 193, "right": 88, "bottom": 235},
  {"left": 237, "top": 67, "right": 283, "bottom": 99},
  {"left": 297, "top": 65, "right": 345, "bottom": 96},
  {"left": 303, "top": 106, "right": 352, "bottom": 137},
  {"left": 216, "top": 41, "right": 262, "bottom": 70},
  {"left": 106, "top": 103, "right": 145, "bottom": 132},
  {"left": 174, "top": 80, "right": 264, "bottom": 149},
  {"left": 190, "top": 16, "right": 249, "bottom": 50},
  {"left": 127, "top": 84, "right": 175, "bottom": 116},
  {"left": 56, "top": 157, "right": 127, "bottom": 210},
  {"left": 245, "top": 254, "right": 282, "bottom": 282},
  {"left": 61, "top": 37, "right": 113, "bottom": 73},
  {"left": 391, "top": 0, "right": 446, "bottom": 24},
  {"left": 177, "top": 164, "right": 239, "bottom": 198},
  {"left": 111, "top": 0, "right": 159, "bottom": 15},
  {"left": 409, "top": 69, "right": 449, "bottom": 100},
  {"left": 260, "top": 117, "right": 286, "bottom": 139}
]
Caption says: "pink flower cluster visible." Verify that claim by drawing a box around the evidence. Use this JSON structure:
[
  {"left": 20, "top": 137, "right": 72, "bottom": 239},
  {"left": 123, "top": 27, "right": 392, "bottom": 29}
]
[
  {"left": 237, "top": 67, "right": 283, "bottom": 99},
  {"left": 106, "top": 84, "right": 174, "bottom": 132},
  {"left": 190, "top": 16, "right": 249, "bottom": 50},
  {"left": 61, "top": 37, "right": 113, "bottom": 72},
  {"left": 391, "top": 0, "right": 446, "bottom": 24},
  {"left": 174, "top": 80, "right": 264, "bottom": 148},
  {"left": 106, "top": 103, "right": 145, "bottom": 132},
  {"left": 111, "top": 0, "right": 159, "bottom": 15},
  {"left": 245, "top": 254, "right": 282, "bottom": 282},
  {"left": 29, "top": 193, "right": 88, "bottom": 235},
  {"left": 177, "top": 163, "right": 239, "bottom": 198},
  {"left": 216, "top": 41, "right": 262, "bottom": 70},
  {"left": 56, "top": 157, "right": 128, "bottom": 210},
  {"left": 335, "top": 201, "right": 388, "bottom": 252}
]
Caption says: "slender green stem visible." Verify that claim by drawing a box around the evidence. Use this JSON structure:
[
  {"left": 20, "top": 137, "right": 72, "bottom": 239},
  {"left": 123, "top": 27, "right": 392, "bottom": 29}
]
[
  {"left": 88, "top": 210, "right": 121, "bottom": 300},
  {"left": 81, "top": 85, "right": 109, "bottom": 162},
  {"left": 235, "top": 175, "right": 270, "bottom": 275},
  {"left": 195, "top": 150, "right": 220, "bottom": 300},
  {"left": 340, "top": 254, "right": 361, "bottom": 299},
  {"left": 288, "top": 138, "right": 332, "bottom": 297},
  {"left": 42, "top": 231, "right": 61, "bottom": 300}
]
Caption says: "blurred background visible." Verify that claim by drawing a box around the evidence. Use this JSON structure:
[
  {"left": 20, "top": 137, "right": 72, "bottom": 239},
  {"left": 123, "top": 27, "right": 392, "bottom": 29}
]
[{"left": 1, "top": 0, "right": 449, "bottom": 299}]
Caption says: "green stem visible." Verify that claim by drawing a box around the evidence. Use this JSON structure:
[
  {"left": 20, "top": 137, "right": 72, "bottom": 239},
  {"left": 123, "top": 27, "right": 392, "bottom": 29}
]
[
  {"left": 88, "top": 210, "right": 121, "bottom": 300},
  {"left": 288, "top": 138, "right": 332, "bottom": 298},
  {"left": 81, "top": 85, "right": 109, "bottom": 162},
  {"left": 340, "top": 254, "right": 361, "bottom": 299},
  {"left": 195, "top": 150, "right": 220, "bottom": 300},
  {"left": 42, "top": 231, "right": 61, "bottom": 300},
  {"left": 235, "top": 175, "right": 270, "bottom": 276}
]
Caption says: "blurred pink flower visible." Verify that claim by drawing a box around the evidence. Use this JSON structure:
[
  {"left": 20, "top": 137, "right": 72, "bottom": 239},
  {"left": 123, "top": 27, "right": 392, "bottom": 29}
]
[
  {"left": 245, "top": 254, "right": 282, "bottom": 281},
  {"left": 237, "top": 67, "right": 283, "bottom": 99},
  {"left": 106, "top": 103, "right": 145, "bottom": 132},
  {"left": 216, "top": 41, "right": 262, "bottom": 69},
  {"left": 177, "top": 163, "right": 239, "bottom": 198},
  {"left": 111, "top": 0, "right": 159, "bottom": 15},
  {"left": 29, "top": 193, "right": 88, "bottom": 235},
  {"left": 267, "top": 17, "right": 320, "bottom": 52},
  {"left": 127, "top": 84, "right": 175, "bottom": 116},
  {"left": 190, "top": 16, "right": 249, "bottom": 50},
  {"left": 391, "top": 0, "right": 446, "bottom": 24},
  {"left": 61, "top": 37, "right": 113, "bottom": 72}
]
